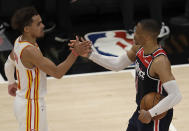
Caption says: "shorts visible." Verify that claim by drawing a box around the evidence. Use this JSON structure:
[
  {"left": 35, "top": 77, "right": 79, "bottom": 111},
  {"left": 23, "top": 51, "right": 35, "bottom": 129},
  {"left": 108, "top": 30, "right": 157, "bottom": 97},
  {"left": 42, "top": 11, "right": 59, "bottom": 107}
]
[
  {"left": 14, "top": 96, "right": 48, "bottom": 131},
  {"left": 126, "top": 107, "right": 173, "bottom": 131}
]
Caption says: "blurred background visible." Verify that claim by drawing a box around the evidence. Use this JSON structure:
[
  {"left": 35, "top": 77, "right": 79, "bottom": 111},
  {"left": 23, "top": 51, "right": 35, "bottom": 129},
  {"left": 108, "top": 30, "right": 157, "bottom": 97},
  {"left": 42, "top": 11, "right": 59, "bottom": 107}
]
[{"left": 0, "top": 0, "right": 189, "bottom": 80}]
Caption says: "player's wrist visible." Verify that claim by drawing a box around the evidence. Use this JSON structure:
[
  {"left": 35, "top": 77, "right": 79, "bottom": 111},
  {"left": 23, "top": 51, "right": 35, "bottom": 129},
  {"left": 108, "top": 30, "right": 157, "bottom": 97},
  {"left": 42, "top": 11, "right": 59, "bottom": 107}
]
[
  {"left": 148, "top": 109, "right": 156, "bottom": 117},
  {"left": 88, "top": 51, "right": 96, "bottom": 60},
  {"left": 71, "top": 49, "right": 79, "bottom": 57},
  {"left": 8, "top": 80, "right": 16, "bottom": 85},
  {"left": 87, "top": 51, "right": 92, "bottom": 58},
  {"left": 147, "top": 110, "right": 153, "bottom": 118}
]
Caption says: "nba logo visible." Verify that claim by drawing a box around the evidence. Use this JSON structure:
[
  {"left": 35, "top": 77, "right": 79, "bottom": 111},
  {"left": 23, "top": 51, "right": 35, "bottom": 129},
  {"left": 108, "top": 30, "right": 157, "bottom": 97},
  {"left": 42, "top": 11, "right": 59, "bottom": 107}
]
[{"left": 84, "top": 30, "right": 134, "bottom": 57}]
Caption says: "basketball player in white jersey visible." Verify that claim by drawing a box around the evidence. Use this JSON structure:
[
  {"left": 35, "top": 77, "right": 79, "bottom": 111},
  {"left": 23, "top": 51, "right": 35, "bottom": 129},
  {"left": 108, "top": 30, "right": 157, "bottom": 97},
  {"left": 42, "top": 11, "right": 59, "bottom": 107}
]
[{"left": 4, "top": 6, "right": 91, "bottom": 131}]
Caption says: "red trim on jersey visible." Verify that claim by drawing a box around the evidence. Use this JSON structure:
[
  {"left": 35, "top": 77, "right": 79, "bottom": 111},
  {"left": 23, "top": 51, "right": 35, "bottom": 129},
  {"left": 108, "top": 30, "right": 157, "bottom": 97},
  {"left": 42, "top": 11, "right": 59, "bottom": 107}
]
[
  {"left": 34, "top": 68, "right": 39, "bottom": 100},
  {"left": 26, "top": 100, "right": 29, "bottom": 131},
  {"left": 26, "top": 70, "right": 33, "bottom": 99},
  {"left": 155, "top": 120, "right": 159, "bottom": 131},
  {"left": 153, "top": 49, "right": 166, "bottom": 57},
  {"left": 136, "top": 48, "right": 152, "bottom": 68},
  {"left": 158, "top": 81, "right": 162, "bottom": 94},
  {"left": 34, "top": 100, "right": 36, "bottom": 131},
  {"left": 16, "top": 70, "right": 21, "bottom": 90},
  {"left": 36, "top": 100, "right": 39, "bottom": 131},
  {"left": 26, "top": 100, "right": 31, "bottom": 131},
  {"left": 20, "top": 45, "right": 31, "bottom": 60},
  {"left": 18, "top": 37, "right": 38, "bottom": 47},
  {"left": 34, "top": 99, "right": 39, "bottom": 131},
  {"left": 30, "top": 100, "right": 32, "bottom": 130},
  {"left": 136, "top": 48, "right": 166, "bottom": 69}
]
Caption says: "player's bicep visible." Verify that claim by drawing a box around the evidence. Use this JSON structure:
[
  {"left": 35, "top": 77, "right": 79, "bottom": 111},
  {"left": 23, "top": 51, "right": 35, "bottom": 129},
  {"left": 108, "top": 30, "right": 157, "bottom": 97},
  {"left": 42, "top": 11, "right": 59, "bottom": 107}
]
[
  {"left": 35, "top": 57, "right": 58, "bottom": 75},
  {"left": 154, "top": 56, "right": 175, "bottom": 83}
]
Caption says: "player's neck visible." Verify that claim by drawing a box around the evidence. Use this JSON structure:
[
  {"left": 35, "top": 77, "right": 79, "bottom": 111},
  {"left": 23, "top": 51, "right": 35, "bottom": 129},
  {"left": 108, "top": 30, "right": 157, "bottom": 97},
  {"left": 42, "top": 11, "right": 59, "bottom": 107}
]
[
  {"left": 21, "top": 34, "right": 36, "bottom": 46},
  {"left": 143, "top": 39, "right": 159, "bottom": 55}
]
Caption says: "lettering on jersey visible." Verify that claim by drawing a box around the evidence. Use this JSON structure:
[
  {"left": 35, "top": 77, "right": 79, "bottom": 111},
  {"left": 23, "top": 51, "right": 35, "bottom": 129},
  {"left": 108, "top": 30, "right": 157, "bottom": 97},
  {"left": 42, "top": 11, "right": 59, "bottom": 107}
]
[
  {"left": 144, "top": 59, "right": 150, "bottom": 64},
  {"left": 135, "top": 61, "right": 145, "bottom": 80}
]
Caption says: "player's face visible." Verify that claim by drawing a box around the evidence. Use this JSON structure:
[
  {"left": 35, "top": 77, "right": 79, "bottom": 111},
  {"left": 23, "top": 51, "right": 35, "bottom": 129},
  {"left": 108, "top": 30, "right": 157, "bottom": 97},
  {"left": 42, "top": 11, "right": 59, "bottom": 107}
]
[
  {"left": 29, "top": 15, "right": 45, "bottom": 38},
  {"left": 134, "top": 23, "right": 146, "bottom": 46}
]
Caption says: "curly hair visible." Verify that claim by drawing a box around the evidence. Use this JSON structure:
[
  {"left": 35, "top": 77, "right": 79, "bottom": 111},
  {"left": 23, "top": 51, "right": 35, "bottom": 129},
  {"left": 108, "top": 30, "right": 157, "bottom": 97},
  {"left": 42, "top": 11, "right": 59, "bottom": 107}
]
[{"left": 11, "top": 6, "right": 38, "bottom": 33}]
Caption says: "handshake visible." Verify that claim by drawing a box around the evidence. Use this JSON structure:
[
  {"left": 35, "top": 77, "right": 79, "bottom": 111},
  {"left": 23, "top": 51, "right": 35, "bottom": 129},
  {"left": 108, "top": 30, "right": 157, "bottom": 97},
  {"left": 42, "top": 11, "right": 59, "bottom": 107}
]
[{"left": 68, "top": 36, "right": 92, "bottom": 58}]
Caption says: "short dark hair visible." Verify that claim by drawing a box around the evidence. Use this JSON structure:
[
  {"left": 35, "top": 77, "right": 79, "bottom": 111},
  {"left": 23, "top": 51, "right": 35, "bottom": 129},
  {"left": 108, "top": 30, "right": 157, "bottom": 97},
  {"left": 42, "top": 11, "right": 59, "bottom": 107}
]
[
  {"left": 139, "top": 19, "right": 161, "bottom": 37},
  {"left": 11, "top": 6, "right": 39, "bottom": 33}
]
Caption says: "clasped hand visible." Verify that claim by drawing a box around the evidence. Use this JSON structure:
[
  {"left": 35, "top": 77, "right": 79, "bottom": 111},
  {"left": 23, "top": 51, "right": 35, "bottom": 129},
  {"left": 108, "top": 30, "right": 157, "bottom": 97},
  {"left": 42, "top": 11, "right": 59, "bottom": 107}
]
[
  {"left": 138, "top": 109, "right": 152, "bottom": 124},
  {"left": 8, "top": 82, "right": 17, "bottom": 97},
  {"left": 68, "top": 36, "right": 92, "bottom": 57}
]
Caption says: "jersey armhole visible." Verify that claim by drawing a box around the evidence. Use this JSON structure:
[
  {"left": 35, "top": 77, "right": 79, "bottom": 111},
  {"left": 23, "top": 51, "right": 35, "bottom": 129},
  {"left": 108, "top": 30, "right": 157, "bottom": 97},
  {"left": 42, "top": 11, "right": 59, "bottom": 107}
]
[
  {"left": 20, "top": 45, "right": 32, "bottom": 60},
  {"left": 147, "top": 54, "right": 167, "bottom": 81},
  {"left": 19, "top": 45, "right": 35, "bottom": 70}
]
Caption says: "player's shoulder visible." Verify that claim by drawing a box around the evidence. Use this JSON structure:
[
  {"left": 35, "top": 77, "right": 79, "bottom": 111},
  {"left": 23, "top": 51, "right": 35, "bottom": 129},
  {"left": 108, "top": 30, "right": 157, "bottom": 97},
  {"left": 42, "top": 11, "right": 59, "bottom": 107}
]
[
  {"left": 150, "top": 55, "right": 171, "bottom": 76},
  {"left": 22, "top": 45, "right": 41, "bottom": 57},
  {"left": 153, "top": 55, "right": 170, "bottom": 68},
  {"left": 154, "top": 54, "right": 168, "bottom": 62}
]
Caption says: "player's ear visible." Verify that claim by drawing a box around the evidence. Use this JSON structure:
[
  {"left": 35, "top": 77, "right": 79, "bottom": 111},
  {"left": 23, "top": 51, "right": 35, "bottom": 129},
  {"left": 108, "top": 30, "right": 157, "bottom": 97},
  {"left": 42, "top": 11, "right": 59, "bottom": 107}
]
[{"left": 24, "top": 26, "right": 30, "bottom": 33}]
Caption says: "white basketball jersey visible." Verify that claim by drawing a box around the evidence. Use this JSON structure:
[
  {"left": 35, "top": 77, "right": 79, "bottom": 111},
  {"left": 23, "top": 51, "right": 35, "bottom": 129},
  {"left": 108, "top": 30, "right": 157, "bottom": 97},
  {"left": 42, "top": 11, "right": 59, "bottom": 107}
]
[{"left": 13, "top": 36, "right": 47, "bottom": 99}]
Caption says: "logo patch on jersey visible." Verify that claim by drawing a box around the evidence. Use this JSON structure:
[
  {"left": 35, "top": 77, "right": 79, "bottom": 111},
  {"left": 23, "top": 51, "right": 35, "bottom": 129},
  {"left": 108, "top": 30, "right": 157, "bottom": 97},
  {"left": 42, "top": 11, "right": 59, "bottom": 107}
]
[
  {"left": 135, "top": 61, "right": 145, "bottom": 80},
  {"left": 84, "top": 30, "right": 134, "bottom": 57}
]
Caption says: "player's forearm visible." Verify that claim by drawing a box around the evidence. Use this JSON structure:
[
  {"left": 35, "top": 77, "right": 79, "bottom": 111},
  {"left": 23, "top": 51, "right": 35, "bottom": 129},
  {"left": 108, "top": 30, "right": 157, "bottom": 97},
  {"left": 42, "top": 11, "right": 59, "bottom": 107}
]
[
  {"left": 4, "top": 56, "right": 16, "bottom": 84},
  {"left": 89, "top": 51, "right": 133, "bottom": 71},
  {"left": 55, "top": 52, "right": 78, "bottom": 78},
  {"left": 36, "top": 51, "right": 78, "bottom": 79},
  {"left": 149, "top": 80, "right": 182, "bottom": 117}
]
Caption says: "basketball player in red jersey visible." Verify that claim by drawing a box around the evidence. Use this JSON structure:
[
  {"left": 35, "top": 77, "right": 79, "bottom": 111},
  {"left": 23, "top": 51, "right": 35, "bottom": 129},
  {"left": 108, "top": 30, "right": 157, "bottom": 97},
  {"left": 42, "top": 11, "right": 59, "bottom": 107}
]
[
  {"left": 71, "top": 19, "right": 182, "bottom": 131},
  {"left": 4, "top": 6, "right": 91, "bottom": 131}
]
